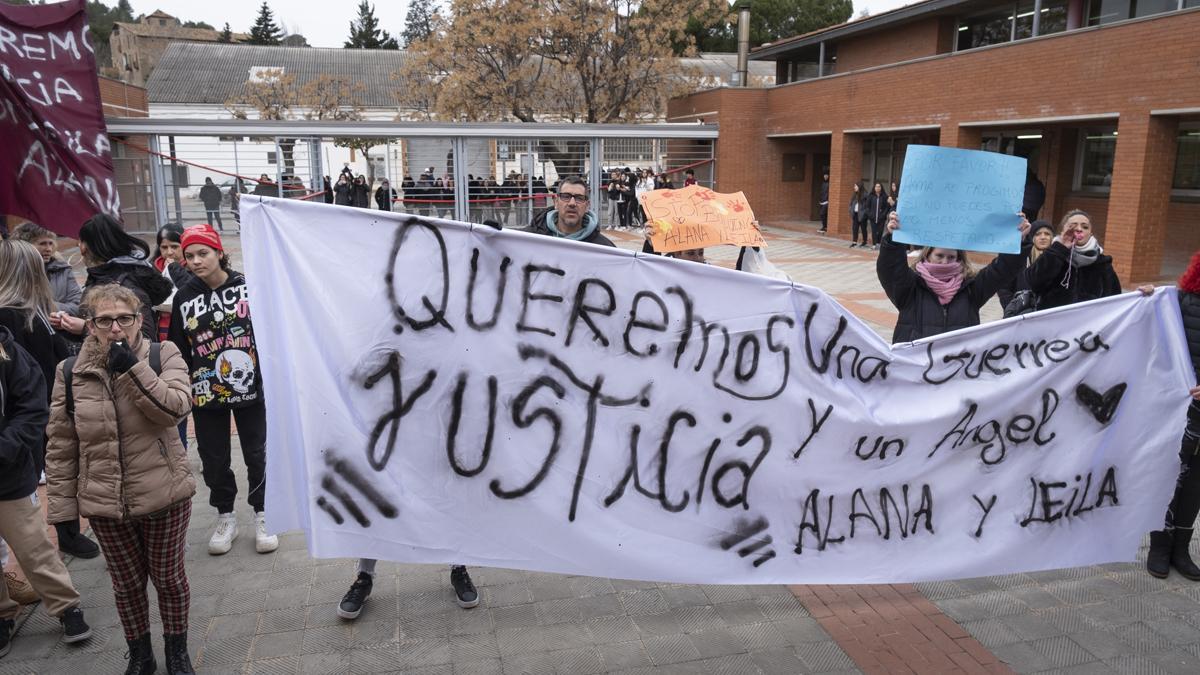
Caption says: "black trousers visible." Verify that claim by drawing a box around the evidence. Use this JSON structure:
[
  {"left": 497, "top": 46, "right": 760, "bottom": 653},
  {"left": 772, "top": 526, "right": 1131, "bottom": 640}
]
[
  {"left": 205, "top": 209, "right": 223, "bottom": 230},
  {"left": 193, "top": 400, "right": 267, "bottom": 513},
  {"left": 819, "top": 205, "right": 828, "bottom": 232},
  {"left": 1166, "top": 400, "right": 1200, "bottom": 530},
  {"left": 851, "top": 218, "right": 867, "bottom": 244},
  {"left": 617, "top": 201, "right": 632, "bottom": 228},
  {"left": 869, "top": 219, "right": 884, "bottom": 246}
]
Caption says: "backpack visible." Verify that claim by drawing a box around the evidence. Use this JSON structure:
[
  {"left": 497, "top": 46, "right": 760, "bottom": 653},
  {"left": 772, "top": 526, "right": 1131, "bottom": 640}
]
[{"left": 62, "top": 343, "right": 161, "bottom": 418}]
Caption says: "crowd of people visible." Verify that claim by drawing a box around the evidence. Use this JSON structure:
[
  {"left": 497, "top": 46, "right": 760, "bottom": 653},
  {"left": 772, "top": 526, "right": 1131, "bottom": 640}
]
[
  {"left": 2, "top": 172, "right": 1198, "bottom": 673},
  {"left": 201, "top": 164, "right": 701, "bottom": 240}
]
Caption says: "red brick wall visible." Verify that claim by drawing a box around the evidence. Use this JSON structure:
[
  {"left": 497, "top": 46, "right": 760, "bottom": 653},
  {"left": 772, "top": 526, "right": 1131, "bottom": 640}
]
[
  {"left": 672, "top": 9, "right": 1200, "bottom": 278},
  {"left": 98, "top": 76, "right": 148, "bottom": 117},
  {"left": 835, "top": 18, "right": 944, "bottom": 73},
  {"left": 1166, "top": 201, "right": 1200, "bottom": 277}
]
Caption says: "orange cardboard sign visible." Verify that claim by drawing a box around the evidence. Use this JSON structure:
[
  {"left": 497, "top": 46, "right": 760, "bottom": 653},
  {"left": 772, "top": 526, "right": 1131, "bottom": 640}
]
[{"left": 640, "top": 185, "right": 765, "bottom": 253}]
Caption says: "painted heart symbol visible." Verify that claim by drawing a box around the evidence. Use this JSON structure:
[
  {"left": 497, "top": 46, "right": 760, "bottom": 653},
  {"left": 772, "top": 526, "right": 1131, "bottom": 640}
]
[{"left": 1075, "top": 382, "right": 1127, "bottom": 425}]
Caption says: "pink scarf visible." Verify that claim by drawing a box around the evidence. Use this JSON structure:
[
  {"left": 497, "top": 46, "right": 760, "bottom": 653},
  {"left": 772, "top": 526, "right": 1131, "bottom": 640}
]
[{"left": 916, "top": 261, "right": 963, "bottom": 305}]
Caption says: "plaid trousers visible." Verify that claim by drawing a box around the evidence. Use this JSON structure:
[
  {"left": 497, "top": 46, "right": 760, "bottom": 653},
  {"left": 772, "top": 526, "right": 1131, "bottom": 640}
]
[{"left": 90, "top": 500, "right": 192, "bottom": 639}]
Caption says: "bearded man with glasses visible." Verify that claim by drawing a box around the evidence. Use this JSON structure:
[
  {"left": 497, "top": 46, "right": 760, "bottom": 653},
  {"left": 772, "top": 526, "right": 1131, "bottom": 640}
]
[{"left": 524, "top": 176, "right": 615, "bottom": 247}]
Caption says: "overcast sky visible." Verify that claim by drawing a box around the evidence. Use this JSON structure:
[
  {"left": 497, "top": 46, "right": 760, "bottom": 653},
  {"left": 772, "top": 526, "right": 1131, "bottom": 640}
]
[{"left": 127, "top": 0, "right": 918, "bottom": 49}]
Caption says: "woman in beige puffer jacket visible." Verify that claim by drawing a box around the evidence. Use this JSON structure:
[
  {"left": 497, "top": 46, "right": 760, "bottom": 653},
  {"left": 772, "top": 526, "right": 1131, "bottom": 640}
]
[{"left": 45, "top": 283, "right": 196, "bottom": 675}]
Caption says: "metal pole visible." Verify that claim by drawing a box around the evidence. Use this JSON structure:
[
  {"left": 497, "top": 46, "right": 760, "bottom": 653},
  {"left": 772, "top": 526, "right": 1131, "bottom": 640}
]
[
  {"left": 818, "top": 41, "right": 825, "bottom": 78},
  {"left": 736, "top": 1, "right": 751, "bottom": 87},
  {"left": 149, "top": 135, "right": 168, "bottom": 229},
  {"left": 384, "top": 138, "right": 392, "bottom": 186},
  {"left": 233, "top": 137, "right": 241, "bottom": 182},
  {"left": 589, "top": 138, "right": 602, "bottom": 210},
  {"left": 453, "top": 137, "right": 470, "bottom": 222},
  {"left": 274, "top": 137, "right": 284, "bottom": 198},
  {"left": 310, "top": 137, "right": 322, "bottom": 192},
  {"left": 526, "top": 140, "right": 534, "bottom": 223},
  {"left": 1032, "top": 0, "right": 1042, "bottom": 36},
  {"left": 167, "top": 135, "right": 182, "bottom": 225}
]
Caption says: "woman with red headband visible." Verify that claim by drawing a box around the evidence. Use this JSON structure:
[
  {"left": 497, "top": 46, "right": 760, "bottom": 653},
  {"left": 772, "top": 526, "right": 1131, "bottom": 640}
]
[{"left": 167, "top": 225, "right": 277, "bottom": 557}]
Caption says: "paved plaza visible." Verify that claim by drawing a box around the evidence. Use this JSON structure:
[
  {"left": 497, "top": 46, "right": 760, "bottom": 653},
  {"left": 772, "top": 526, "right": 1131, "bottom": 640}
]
[{"left": 3, "top": 221, "right": 1198, "bottom": 674}]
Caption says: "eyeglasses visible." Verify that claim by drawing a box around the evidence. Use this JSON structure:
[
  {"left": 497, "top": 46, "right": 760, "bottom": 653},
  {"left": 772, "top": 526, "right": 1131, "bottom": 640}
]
[
  {"left": 557, "top": 193, "right": 589, "bottom": 203},
  {"left": 91, "top": 314, "right": 137, "bottom": 329}
]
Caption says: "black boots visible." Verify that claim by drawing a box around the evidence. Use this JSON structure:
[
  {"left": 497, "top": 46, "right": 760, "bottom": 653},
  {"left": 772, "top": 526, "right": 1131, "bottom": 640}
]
[
  {"left": 123, "top": 633, "right": 155, "bottom": 675},
  {"left": 1151, "top": 434, "right": 1200, "bottom": 579},
  {"left": 1148, "top": 530, "right": 1172, "bottom": 578},
  {"left": 121, "top": 633, "right": 193, "bottom": 674},
  {"left": 1147, "top": 528, "right": 1200, "bottom": 580},
  {"left": 54, "top": 520, "right": 100, "bottom": 559},
  {"left": 1171, "top": 528, "right": 1200, "bottom": 580},
  {"left": 164, "top": 633, "right": 195, "bottom": 675}
]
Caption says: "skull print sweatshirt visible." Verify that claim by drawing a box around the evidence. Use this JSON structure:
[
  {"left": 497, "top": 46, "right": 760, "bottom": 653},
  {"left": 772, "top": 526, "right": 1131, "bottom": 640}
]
[{"left": 167, "top": 270, "right": 262, "bottom": 410}]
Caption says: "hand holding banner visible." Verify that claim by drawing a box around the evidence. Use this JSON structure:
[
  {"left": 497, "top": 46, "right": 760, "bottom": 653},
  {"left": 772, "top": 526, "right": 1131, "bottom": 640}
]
[
  {"left": 893, "top": 146, "right": 1026, "bottom": 254},
  {"left": 641, "top": 185, "right": 765, "bottom": 253},
  {"left": 0, "top": 0, "right": 118, "bottom": 237}
]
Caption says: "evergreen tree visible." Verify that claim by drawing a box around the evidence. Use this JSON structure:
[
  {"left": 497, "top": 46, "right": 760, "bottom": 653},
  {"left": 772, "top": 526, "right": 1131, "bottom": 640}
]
[
  {"left": 248, "top": 2, "right": 284, "bottom": 46},
  {"left": 400, "top": 0, "right": 438, "bottom": 47},
  {"left": 218, "top": 22, "right": 234, "bottom": 42},
  {"left": 679, "top": 0, "right": 853, "bottom": 55},
  {"left": 345, "top": 0, "right": 399, "bottom": 49}
]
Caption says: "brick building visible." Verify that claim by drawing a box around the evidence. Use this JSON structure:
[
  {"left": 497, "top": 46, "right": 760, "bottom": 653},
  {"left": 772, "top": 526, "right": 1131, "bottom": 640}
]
[{"left": 669, "top": 1, "right": 1200, "bottom": 281}]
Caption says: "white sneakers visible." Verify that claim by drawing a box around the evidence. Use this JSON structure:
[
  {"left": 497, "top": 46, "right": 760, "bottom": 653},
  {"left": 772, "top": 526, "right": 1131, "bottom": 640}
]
[
  {"left": 208, "top": 512, "right": 238, "bottom": 555},
  {"left": 208, "top": 511, "right": 279, "bottom": 555},
  {"left": 254, "top": 512, "right": 279, "bottom": 553}
]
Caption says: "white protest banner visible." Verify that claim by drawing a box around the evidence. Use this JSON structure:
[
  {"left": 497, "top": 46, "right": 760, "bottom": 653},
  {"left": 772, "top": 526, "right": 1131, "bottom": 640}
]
[{"left": 243, "top": 197, "right": 1192, "bottom": 584}]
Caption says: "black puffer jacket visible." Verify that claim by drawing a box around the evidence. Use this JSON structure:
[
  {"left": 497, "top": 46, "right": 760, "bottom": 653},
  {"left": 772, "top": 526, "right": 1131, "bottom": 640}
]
[
  {"left": 0, "top": 308, "right": 69, "bottom": 404},
  {"left": 878, "top": 232, "right": 1028, "bottom": 343},
  {"left": 0, "top": 326, "right": 48, "bottom": 501},
  {"left": 1026, "top": 241, "right": 1122, "bottom": 310},
  {"left": 85, "top": 256, "right": 174, "bottom": 341}
]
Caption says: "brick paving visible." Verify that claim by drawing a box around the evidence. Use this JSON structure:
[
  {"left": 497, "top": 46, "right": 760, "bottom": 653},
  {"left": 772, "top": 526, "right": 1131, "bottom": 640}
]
[{"left": 2, "top": 218, "right": 1195, "bottom": 674}]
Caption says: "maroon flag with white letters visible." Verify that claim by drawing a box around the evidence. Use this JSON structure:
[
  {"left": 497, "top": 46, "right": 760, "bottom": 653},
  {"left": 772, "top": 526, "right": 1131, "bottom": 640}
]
[{"left": 0, "top": 0, "right": 118, "bottom": 237}]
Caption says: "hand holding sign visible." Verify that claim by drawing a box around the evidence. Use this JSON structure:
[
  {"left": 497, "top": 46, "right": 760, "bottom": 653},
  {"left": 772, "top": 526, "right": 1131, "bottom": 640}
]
[
  {"left": 641, "top": 185, "right": 766, "bottom": 253},
  {"left": 893, "top": 146, "right": 1027, "bottom": 254}
]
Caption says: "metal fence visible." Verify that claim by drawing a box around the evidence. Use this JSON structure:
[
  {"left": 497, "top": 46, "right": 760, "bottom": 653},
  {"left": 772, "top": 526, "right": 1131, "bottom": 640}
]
[{"left": 103, "top": 119, "right": 718, "bottom": 233}]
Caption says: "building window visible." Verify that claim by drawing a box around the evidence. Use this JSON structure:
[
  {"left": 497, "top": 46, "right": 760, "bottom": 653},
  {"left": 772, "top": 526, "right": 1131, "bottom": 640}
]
[
  {"left": 1174, "top": 126, "right": 1200, "bottom": 193},
  {"left": 1038, "top": 0, "right": 1070, "bottom": 35},
  {"left": 1015, "top": 0, "right": 1037, "bottom": 39},
  {"left": 957, "top": 8, "right": 1015, "bottom": 50},
  {"left": 1075, "top": 128, "right": 1117, "bottom": 191},
  {"left": 1088, "top": 0, "right": 1179, "bottom": 25},
  {"left": 266, "top": 151, "right": 277, "bottom": 165},
  {"left": 861, "top": 136, "right": 911, "bottom": 189}
]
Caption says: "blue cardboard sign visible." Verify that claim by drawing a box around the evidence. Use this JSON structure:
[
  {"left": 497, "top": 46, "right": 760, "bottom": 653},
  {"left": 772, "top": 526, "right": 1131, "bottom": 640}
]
[{"left": 893, "top": 145, "right": 1027, "bottom": 254}]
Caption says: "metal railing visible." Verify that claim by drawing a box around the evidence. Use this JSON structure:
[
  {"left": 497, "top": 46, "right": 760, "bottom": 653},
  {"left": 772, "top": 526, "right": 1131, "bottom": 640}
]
[{"left": 103, "top": 119, "right": 719, "bottom": 233}]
